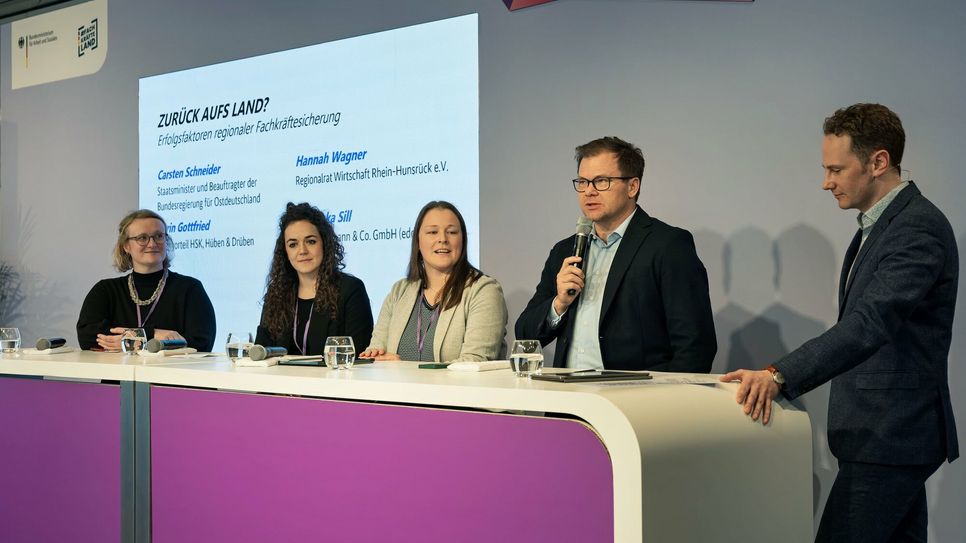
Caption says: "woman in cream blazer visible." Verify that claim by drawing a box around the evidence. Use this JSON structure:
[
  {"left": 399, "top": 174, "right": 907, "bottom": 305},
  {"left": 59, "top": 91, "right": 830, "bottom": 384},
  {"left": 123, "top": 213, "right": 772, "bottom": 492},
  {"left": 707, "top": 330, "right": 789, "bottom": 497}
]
[{"left": 361, "top": 201, "right": 507, "bottom": 362}]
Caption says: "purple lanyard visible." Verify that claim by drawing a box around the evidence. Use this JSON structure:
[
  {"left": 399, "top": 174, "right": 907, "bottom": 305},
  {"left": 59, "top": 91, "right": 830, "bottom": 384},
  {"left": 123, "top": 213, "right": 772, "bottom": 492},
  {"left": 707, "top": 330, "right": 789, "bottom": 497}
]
[
  {"left": 135, "top": 274, "right": 166, "bottom": 327},
  {"left": 415, "top": 293, "right": 440, "bottom": 360},
  {"left": 292, "top": 299, "right": 312, "bottom": 355}
]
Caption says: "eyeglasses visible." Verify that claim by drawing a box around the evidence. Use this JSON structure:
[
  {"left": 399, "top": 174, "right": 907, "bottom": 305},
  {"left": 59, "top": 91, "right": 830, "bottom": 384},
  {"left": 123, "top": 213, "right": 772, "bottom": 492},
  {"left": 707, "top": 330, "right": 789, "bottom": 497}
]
[
  {"left": 127, "top": 233, "right": 167, "bottom": 246},
  {"left": 572, "top": 176, "right": 635, "bottom": 192}
]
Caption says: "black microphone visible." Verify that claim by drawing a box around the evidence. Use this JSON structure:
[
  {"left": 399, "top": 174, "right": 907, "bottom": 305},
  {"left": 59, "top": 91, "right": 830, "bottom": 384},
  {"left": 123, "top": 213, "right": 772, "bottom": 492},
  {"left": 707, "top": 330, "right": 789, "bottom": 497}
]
[
  {"left": 35, "top": 337, "right": 67, "bottom": 350},
  {"left": 249, "top": 345, "right": 288, "bottom": 361},
  {"left": 567, "top": 217, "right": 593, "bottom": 295},
  {"left": 145, "top": 338, "right": 188, "bottom": 353}
]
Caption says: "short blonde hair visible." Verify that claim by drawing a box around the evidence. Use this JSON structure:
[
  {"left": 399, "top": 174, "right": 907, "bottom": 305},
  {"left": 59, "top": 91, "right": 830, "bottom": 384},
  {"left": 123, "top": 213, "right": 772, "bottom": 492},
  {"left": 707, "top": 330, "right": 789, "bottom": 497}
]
[{"left": 112, "top": 209, "right": 173, "bottom": 272}]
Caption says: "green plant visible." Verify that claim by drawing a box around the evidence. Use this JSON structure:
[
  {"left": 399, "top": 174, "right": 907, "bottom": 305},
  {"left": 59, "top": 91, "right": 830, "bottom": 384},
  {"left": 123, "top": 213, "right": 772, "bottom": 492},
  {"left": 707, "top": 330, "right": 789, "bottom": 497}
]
[{"left": 0, "top": 262, "right": 24, "bottom": 325}]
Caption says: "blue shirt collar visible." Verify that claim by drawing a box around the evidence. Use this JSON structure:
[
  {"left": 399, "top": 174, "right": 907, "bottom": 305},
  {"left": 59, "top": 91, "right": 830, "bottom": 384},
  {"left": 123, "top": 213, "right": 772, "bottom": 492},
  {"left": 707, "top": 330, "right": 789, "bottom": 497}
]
[
  {"left": 857, "top": 180, "right": 909, "bottom": 232},
  {"left": 592, "top": 207, "right": 636, "bottom": 247}
]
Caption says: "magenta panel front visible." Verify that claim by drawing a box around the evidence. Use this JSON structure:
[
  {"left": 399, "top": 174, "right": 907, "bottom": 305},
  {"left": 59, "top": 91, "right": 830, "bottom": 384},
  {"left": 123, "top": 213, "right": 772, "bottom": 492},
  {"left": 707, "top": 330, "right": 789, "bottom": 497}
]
[
  {"left": 151, "top": 386, "right": 613, "bottom": 542},
  {"left": 0, "top": 377, "right": 121, "bottom": 543}
]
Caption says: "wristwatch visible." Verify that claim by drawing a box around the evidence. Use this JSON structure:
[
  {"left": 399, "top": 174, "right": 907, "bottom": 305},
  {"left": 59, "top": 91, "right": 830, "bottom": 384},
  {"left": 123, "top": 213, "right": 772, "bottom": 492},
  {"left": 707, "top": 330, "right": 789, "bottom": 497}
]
[{"left": 765, "top": 364, "right": 785, "bottom": 388}]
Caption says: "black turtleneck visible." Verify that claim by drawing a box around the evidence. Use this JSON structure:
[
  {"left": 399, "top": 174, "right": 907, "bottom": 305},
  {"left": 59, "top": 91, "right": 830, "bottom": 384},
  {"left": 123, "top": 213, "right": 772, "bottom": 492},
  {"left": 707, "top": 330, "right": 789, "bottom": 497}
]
[{"left": 76, "top": 269, "right": 216, "bottom": 351}]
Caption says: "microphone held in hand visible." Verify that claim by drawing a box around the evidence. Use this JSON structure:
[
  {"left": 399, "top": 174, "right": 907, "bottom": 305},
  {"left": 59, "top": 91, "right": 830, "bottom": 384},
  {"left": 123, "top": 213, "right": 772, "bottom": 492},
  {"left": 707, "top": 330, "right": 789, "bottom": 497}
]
[
  {"left": 567, "top": 216, "right": 593, "bottom": 296},
  {"left": 35, "top": 337, "right": 67, "bottom": 350},
  {"left": 145, "top": 338, "right": 188, "bottom": 353},
  {"left": 249, "top": 345, "right": 288, "bottom": 361}
]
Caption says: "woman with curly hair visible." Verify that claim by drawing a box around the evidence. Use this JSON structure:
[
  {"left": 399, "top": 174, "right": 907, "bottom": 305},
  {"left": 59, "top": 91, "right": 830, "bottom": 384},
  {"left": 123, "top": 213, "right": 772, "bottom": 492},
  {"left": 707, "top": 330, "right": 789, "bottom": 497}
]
[
  {"left": 255, "top": 202, "right": 373, "bottom": 355},
  {"left": 360, "top": 201, "right": 506, "bottom": 362}
]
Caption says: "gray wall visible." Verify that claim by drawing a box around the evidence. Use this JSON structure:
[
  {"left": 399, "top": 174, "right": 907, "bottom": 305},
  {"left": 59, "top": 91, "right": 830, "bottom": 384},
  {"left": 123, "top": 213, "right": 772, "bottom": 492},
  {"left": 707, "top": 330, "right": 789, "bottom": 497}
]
[{"left": 2, "top": 0, "right": 964, "bottom": 539}]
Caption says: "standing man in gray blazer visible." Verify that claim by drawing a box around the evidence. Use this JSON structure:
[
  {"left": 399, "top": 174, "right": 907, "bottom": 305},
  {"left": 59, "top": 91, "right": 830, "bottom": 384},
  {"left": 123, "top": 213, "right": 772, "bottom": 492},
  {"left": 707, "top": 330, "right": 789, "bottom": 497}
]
[{"left": 723, "top": 103, "right": 959, "bottom": 542}]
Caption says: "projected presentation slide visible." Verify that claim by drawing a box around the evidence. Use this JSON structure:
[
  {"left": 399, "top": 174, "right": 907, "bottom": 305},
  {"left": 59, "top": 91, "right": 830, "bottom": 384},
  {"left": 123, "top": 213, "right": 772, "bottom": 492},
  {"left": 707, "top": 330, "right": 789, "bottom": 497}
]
[{"left": 139, "top": 15, "right": 479, "bottom": 346}]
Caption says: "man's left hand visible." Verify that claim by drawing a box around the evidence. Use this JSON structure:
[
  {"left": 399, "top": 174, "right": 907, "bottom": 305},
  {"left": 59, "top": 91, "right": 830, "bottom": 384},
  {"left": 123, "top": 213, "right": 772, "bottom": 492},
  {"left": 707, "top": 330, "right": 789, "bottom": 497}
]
[{"left": 719, "top": 369, "right": 780, "bottom": 425}]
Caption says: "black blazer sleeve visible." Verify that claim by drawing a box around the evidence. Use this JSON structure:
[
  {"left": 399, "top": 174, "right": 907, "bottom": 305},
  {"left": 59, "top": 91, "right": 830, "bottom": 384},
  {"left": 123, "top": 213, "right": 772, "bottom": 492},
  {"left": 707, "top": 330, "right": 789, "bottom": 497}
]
[
  {"left": 76, "top": 280, "right": 113, "bottom": 350},
  {"left": 656, "top": 229, "right": 717, "bottom": 373},
  {"left": 340, "top": 274, "right": 374, "bottom": 354},
  {"left": 514, "top": 238, "right": 572, "bottom": 347},
  {"left": 180, "top": 277, "right": 217, "bottom": 352}
]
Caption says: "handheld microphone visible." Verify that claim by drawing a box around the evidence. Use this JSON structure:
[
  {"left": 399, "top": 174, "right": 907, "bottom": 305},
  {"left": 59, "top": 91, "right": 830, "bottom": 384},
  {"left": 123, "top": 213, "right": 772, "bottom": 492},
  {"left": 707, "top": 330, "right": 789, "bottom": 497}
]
[
  {"left": 249, "top": 345, "right": 288, "bottom": 361},
  {"left": 145, "top": 338, "right": 188, "bottom": 353},
  {"left": 35, "top": 337, "right": 67, "bottom": 350},
  {"left": 567, "top": 217, "right": 593, "bottom": 295}
]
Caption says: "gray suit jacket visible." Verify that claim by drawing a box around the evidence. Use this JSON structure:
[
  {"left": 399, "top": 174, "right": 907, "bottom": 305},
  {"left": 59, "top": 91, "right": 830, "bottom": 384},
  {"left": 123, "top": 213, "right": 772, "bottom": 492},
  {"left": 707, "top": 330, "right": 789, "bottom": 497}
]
[
  {"left": 776, "top": 182, "right": 959, "bottom": 465},
  {"left": 366, "top": 275, "right": 508, "bottom": 362}
]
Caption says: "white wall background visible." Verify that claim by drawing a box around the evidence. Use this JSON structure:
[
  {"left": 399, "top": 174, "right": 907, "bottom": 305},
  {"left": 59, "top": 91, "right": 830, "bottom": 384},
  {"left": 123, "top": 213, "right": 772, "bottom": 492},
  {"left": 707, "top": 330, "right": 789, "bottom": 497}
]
[{"left": 2, "top": 0, "right": 964, "bottom": 539}]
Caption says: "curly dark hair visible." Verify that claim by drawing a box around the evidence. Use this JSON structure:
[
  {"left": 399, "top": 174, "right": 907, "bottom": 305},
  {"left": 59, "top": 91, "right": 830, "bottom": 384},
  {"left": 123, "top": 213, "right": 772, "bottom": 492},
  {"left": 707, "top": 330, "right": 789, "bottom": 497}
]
[
  {"left": 823, "top": 103, "right": 904, "bottom": 173},
  {"left": 406, "top": 201, "right": 481, "bottom": 311},
  {"left": 261, "top": 202, "right": 345, "bottom": 342}
]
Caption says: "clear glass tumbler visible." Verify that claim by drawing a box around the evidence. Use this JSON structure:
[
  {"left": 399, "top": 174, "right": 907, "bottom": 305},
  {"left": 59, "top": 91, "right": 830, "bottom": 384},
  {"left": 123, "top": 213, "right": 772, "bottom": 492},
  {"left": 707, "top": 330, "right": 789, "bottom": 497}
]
[
  {"left": 226, "top": 331, "right": 254, "bottom": 360},
  {"left": 0, "top": 327, "right": 21, "bottom": 353},
  {"left": 510, "top": 339, "right": 544, "bottom": 377},
  {"left": 324, "top": 336, "right": 355, "bottom": 369},
  {"left": 120, "top": 328, "right": 148, "bottom": 354}
]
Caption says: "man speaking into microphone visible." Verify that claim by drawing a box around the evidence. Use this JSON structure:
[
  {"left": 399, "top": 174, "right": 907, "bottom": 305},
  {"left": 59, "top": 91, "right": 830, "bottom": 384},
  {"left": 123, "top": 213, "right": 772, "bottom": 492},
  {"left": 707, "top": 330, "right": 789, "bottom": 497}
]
[{"left": 515, "top": 137, "right": 716, "bottom": 372}]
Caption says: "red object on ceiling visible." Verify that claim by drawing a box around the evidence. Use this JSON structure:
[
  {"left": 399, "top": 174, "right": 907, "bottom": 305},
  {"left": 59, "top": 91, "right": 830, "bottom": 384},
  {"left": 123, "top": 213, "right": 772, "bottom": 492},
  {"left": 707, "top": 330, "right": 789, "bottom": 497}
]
[
  {"left": 502, "top": 0, "right": 752, "bottom": 10},
  {"left": 503, "top": 0, "right": 555, "bottom": 11}
]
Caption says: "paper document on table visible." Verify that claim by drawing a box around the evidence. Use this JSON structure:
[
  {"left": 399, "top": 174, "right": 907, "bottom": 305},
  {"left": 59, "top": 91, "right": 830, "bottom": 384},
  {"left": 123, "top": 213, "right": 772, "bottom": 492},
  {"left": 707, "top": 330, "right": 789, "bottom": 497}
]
[
  {"left": 234, "top": 357, "right": 278, "bottom": 367},
  {"left": 448, "top": 360, "right": 510, "bottom": 372},
  {"left": 593, "top": 373, "right": 721, "bottom": 386},
  {"left": 21, "top": 346, "right": 76, "bottom": 355},
  {"left": 138, "top": 347, "right": 198, "bottom": 357}
]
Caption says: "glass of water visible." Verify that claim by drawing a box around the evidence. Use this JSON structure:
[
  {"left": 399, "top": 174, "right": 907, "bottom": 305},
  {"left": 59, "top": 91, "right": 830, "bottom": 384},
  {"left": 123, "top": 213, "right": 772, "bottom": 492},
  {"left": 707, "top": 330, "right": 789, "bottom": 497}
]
[
  {"left": 120, "top": 328, "right": 148, "bottom": 354},
  {"left": 510, "top": 339, "right": 544, "bottom": 377},
  {"left": 226, "top": 331, "right": 253, "bottom": 360},
  {"left": 0, "top": 327, "right": 21, "bottom": 353},
  {"left": 324, "top": 336, "right": 355, "bottom": 370}
]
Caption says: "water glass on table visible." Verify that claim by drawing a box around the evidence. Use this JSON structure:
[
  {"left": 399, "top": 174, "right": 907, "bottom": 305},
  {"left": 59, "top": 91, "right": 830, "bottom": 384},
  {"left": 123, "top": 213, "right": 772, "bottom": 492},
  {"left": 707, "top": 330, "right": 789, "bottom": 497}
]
[
  {"left": 0, "top": 327, "right": 21, "bottom": 353},
  {"left": 120, "top": 328, "right": 148, "bottom": 354},
  {"left": 510, "top": 340, "right": 544, "bottom": 377},
  {"left": 226, "top": 331, "right": 254, "bottom": 360},
  {"left": 324, "top": 336, "right": 355, "bottom": 369}
]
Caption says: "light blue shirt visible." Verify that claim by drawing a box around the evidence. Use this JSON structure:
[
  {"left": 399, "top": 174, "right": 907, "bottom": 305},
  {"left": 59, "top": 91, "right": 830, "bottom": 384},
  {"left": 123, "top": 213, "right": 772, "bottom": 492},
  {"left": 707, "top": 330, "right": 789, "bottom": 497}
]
[
  {"left": 858, "top": 180, "right": 908, "bottom": 246},
  {"left": 847, "top": 181, "right": 909, "bottom": 283},
  {"left": 548, "top": 209, "right": 636, "bottom": 369}
]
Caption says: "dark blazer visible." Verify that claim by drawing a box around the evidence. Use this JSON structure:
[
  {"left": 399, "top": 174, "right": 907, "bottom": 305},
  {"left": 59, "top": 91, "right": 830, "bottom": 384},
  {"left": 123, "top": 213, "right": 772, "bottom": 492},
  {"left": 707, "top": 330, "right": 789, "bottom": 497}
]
[
  {"left": 776, "top": 182, "right": 959, "bottom": 465},
  {"left": 515, "top": 207, "right": 717, "bottom": 372},
  {"left": 255, "top": 273, "right": 373, "bottom": 356}
]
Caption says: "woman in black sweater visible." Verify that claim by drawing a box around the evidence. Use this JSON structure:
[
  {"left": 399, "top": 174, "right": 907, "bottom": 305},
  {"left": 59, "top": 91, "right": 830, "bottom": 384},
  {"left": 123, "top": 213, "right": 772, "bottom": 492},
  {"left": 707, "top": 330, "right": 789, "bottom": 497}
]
[
  {"left": 76, "top": 209, "right": 216, "bottom": 351},
  {"left": 254, "top": 202, "right": 373, "bottom": 355}
]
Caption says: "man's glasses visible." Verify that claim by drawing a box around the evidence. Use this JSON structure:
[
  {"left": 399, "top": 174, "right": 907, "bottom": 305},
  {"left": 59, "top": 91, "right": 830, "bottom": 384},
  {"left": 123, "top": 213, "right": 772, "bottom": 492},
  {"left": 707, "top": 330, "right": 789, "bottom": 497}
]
[
  {"left": 572, "top": 176, "right": 635, "bottom": 192},
  {"left": 127, "top": 233, "right": 167, "bottom": 246}
]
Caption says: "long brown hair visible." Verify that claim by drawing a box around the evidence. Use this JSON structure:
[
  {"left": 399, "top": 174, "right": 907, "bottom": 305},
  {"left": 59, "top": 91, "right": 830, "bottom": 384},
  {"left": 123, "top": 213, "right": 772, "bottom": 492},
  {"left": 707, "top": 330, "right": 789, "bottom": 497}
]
[
  {"left": 261, "top": 202, "right": 345, "bottom": 341},
  {"left": 406, "top": 201, "right": 481, "bottom": 311}
]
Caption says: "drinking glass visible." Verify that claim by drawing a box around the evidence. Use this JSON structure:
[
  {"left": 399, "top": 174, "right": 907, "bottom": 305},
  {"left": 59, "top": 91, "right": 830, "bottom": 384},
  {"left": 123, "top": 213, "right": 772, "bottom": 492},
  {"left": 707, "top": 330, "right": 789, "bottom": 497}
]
[
  {"left": 226, "top": 331, "right": 254, "bottom": 360},
  {"left": 324, "top": 336, "right": 355, "bottom": 369},
  {"left": 0, "top": 327, "right": 21, "bottom": 353},
  {"left": 510, "top": 340, "right": 544, "bottom": 377},
  {"left": 120, "top": 328, "right": 148, "bottom": 354}
]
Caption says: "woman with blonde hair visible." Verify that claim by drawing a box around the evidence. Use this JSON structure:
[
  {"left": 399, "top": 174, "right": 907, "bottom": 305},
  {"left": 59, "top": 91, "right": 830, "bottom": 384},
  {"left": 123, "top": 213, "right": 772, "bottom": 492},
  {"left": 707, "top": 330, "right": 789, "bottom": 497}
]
[{"left": 77, "top": 209, "right": 216, "bottom": 351}]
